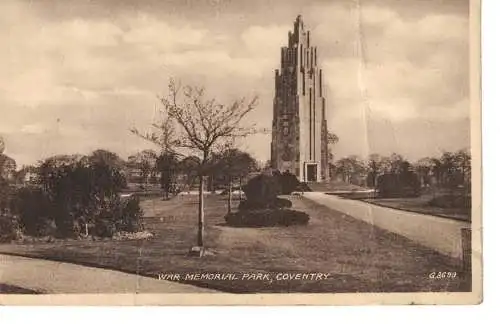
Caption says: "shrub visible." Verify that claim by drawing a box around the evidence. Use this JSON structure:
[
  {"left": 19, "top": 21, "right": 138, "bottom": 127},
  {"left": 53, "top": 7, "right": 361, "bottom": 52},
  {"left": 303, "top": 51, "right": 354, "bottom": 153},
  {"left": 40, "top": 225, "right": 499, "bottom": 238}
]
[
  {"left": 92, "top": 198, "right": 120, "bottom": 238},
  {"left": 0, "top": 179, "right": 12, "bottom": 215},
  {"left": 90, "top": 195, "right": 144, "bottom": 237},
  {"left": 295, "top": 182, "right": 312, "bottom": 192},
  {"left": 376, "top": 172, "right": 421, "bottom": 198},
  {"left": 10, "top": 187, "right": 54, "bottom": 237},
  {"left": 278, "top": 171, "right": 300, "bottom": 194},
  {"left": 242, "top": 174, "right": 280, "bottom": 208},
  {"left": 238, "top": 197, "right": 292, "bottom": 210},
  {"left": 94, "top": 218, "right": 117, "bottom": 238},
  {"left": 118, "top": 195, "right": 144, "bottom": 232},
  {"left": 53, "top": 205, "right": 79, "bottom": 238},
  {"left": 273, "top": 197, "right": 292, "bottom": 209},
  {"left": 225, "top": 209, "right": 309, "bottom": 227},
  {"left": 0, "top": 215, "right": 22, "bottom": 242},
  {"left": 37, "top": 155, "right": 130, "bottom": 238}
]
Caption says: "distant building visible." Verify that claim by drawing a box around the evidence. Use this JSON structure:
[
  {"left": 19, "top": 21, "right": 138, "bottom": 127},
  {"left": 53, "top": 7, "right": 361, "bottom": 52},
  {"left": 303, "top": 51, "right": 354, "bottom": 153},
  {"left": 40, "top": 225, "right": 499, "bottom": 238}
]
[{"left": 270, "top": 15, "right": 329, "bottom": 182}]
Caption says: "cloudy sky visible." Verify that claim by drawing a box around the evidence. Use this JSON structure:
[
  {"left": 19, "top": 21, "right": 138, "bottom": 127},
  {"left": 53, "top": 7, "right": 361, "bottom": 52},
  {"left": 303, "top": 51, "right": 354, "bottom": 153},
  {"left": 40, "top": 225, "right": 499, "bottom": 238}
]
[{"left": 0, "top": 0, "right": 470, "bottom": 166}]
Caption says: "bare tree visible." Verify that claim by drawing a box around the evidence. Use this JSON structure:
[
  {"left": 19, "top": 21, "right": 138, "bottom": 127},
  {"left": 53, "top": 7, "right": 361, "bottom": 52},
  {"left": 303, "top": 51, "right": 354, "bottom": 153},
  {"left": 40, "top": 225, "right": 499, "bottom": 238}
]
[
  {"left": 414, "top": 157, "right": 433, "bottom": 188},
  {"left": 326, "top": 132, "right": 339, "bottom": 178},
  {"left": 0, "top": 155, "right": 17, "bottom": 182},
  {"left": 127, "top": 149, "right": 157, "bottom": 188},
  {"left": 366, "top": 153, "right": 382, "bottom": 188},
  {"left": 217, "top": 144, "right": 258, "bottom": 214},
  {"left": 334, "top": 155, "right": 366, "bottom": 185},
  {"left": 132, "top": 79, "right": 258, "bottom": 254}
]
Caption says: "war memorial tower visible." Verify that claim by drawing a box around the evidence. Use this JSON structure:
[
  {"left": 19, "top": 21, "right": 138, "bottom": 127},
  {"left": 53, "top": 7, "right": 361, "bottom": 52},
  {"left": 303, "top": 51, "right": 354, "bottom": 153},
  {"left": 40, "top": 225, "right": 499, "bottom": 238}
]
[{"left": 270, "top": 15, "right": 329, "bottom": 182}]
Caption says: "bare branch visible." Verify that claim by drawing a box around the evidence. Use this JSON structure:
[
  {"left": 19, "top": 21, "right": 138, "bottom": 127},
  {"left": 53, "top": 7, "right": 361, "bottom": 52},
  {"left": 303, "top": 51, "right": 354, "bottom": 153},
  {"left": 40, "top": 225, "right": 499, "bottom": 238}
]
[{"left": 132, "top": 78, "right": 258, "bottom": 169}]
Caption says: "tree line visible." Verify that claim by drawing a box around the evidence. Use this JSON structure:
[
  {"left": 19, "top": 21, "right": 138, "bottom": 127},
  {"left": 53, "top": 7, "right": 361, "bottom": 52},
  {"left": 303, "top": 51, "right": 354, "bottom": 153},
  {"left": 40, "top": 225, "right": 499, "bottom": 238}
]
[
  {"left": 331, "top": 150, "right": 471, "bottom": 193},
  {"left": 124, "top": 147, "right": 259, "bottom": 198}
]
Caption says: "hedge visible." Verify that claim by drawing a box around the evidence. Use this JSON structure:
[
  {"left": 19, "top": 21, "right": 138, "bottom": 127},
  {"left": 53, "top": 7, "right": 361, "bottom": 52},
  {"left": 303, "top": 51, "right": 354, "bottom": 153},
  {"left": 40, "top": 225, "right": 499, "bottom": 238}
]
[{"left": 225, "top": 209, "right": 310, "bottom": 227}]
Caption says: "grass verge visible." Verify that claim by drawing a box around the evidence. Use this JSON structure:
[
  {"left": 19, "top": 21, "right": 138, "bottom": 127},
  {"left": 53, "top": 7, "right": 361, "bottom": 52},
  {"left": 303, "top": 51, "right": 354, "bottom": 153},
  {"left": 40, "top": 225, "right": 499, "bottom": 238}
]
[{"left": 0, "top": 194, "right": 471, "bottom": 293}]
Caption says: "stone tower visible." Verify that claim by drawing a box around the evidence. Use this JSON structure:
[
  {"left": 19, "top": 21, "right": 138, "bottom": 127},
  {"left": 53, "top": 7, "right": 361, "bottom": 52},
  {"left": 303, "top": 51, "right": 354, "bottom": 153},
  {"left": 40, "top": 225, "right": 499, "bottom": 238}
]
[{"left": 270, "top": 15, "right": 329, "bottom": 182}]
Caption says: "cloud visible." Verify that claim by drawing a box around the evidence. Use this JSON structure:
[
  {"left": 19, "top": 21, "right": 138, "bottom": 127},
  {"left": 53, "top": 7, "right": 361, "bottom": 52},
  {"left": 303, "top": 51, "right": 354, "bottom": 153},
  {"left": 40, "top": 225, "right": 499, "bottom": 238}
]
[
  {"left": 241, "top": 25, "right": 289, "bottom": 55},
  {"left": 308, "top": 3, "right": 469, "bottom": 125},
  {"left": 0, "top": 0, "right": 470, "bottom": 166},
  {"left": 20, "top": 124, "right": 46, "bottom": 135},
  {"left": 164, "top": 50, "right": 273, "bottom": 78},
  {"left": 122, "top": 13, "right": 209, "bottom": 51}
]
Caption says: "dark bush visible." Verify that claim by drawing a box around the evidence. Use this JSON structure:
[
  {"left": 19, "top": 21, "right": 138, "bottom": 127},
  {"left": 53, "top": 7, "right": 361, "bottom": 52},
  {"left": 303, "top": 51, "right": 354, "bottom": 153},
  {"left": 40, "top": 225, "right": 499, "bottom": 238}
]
[
  {"left": 278, "top": 171, "right": 301, "bottom": 194},
  {"left": 94, "top": 218, "right": 117, "bottom": 238},
  {"left": 295, "top": 182, "right": 312, "bottom": 192},
  {"left": 238, "top": 197, "right": 292, "bottom": 210},
  {"left": 376, "top": 172, "right": 421, "bottom": 198},
  {"left": 91, "top": 197, "right": 120, "bottom": 237},
  {"left": 274, "top": 197, "right": 292, "bottom": 209},
  {"left": 242, "top": 174, "right": 281, "bottom": 208},
  {"left": 90, "top": 196, "right": 144, "bottom": 237},
  {"left": 11, "top": 187, "right": 54, "bottom": 237},
  {"left": 238, "top": 200, "right": 261, "bottom": 210},
  {"left": 0, "top": 215, "right": 22, "bottom": 242},
  {"left": 0, "top": 153, "right": 145, "bottom": 240},
  {"left": 53, "top": 204, "right": 78, "bottom": 238},
  {"left": 225, "top": 209, "right": 310, "bottom": 227},
  {"left": 37, "top": 155, "right": 134, "bottom": 238},
  {"left": 366, "top": 172, "right": 377, "bottom": 188},
  {"left": 118, "top": 195, "right": 144, "bottom": 232},
  {"left": 0, "top": 179, "right": 12, "bottom": 215}
]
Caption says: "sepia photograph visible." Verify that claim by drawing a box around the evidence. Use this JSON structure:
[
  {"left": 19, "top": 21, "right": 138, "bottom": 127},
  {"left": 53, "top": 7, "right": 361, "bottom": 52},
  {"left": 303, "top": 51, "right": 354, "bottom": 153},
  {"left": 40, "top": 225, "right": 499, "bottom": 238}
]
[{"left": 0, "top": 0, "right": 481, "bottom": 305}]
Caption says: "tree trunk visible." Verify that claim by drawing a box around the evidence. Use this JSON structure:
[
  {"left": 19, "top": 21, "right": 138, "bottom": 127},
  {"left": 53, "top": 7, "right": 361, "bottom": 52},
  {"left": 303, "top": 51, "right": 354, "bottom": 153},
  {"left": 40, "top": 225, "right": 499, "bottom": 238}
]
[
  {"left": 239, "top": 177, "right": 243, "bottom": 201},
  {"left": 197, "top": 174, "right": 204, "bottom": 247},
  {"left": 208, "top": 174, "right": 215, "bottom": 193},
  {"left": 227, "top": 176, "right": 232, "bottom": 214},
  {"left": 164, "top": 179, "right": 169, "bottom": 199}
]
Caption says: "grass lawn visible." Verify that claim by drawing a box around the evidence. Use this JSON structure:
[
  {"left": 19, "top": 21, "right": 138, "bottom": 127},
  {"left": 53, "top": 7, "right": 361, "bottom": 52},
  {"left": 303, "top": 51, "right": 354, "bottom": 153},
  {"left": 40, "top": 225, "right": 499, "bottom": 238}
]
[
  {"left": 0, "top": 194, "right": 470, "bottom": 293},
  {"left": 331, "top": 191, "right": 471, "bottom": 222},
  {"left": 361, "top": 196, "right": 470, "bottom": 222}
]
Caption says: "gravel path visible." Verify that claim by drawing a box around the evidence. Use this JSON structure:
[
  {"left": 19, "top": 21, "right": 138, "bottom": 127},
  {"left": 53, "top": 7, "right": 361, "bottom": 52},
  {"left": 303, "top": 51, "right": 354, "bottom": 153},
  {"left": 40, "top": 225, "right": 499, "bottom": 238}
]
[
  {"left": 303, "top": 192, "right": 470, "bottom": 259},
  {"left": 0, "top": 254, "right": 217, "bottom": 294}
]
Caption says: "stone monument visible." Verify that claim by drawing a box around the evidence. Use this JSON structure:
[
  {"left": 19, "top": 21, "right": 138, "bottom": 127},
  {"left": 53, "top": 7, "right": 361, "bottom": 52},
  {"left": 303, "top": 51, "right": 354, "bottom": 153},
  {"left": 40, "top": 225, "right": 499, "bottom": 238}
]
[{"left": 270, "top": 15, "right": 329, "bottom": 182}]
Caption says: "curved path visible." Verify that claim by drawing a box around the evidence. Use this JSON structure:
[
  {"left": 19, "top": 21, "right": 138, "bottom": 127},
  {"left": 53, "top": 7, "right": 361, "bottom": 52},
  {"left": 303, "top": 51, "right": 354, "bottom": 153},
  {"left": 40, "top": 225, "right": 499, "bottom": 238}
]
[
  {"left": 0, "top": 254, "right": 217, "bottom": 294},
  {"left": 303, "top": 192, "right": 470, "bottom": 259}
]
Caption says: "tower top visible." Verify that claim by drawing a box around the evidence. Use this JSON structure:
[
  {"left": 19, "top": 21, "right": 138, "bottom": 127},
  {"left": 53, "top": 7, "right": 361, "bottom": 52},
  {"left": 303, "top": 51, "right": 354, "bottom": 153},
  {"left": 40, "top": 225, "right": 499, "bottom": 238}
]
[{"left": 293, "top": 14, "right": 305, "bottom": 35}]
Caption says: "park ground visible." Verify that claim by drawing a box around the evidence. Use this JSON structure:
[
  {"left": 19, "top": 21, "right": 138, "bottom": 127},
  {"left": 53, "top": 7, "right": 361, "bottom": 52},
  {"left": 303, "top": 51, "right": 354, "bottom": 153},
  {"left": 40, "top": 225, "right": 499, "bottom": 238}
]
[
  {"left": 307, "top": 182, "right": 470, "bottom": 222},
  {"left": 0, "top": 194, "right": 470, "bottom": 293},
  {"left": 327, "top": 191, "right": 470, "bottom": 222}
]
